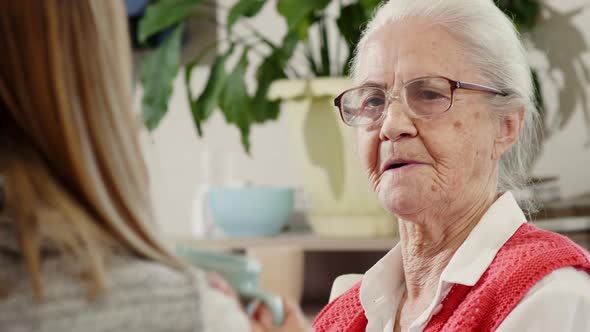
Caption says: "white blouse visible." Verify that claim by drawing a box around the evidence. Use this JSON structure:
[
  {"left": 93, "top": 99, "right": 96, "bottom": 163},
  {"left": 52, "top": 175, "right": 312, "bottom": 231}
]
[{"left": 359, "top": 192, "right": 590, "bottom": 332}]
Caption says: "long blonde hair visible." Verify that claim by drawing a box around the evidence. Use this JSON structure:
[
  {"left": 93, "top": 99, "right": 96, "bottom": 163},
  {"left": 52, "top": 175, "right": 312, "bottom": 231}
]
[{"left": 0, "top": 0, "right": 181, "bottom": 301}]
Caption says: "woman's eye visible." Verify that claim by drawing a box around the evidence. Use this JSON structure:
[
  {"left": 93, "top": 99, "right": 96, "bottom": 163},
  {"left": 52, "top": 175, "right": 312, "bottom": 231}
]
[
  {"left": 419, "top": 90, "right": 445, "bottom": 100},
  {"left": 364, "top": 96, "right": 385, "bottom": 107}
]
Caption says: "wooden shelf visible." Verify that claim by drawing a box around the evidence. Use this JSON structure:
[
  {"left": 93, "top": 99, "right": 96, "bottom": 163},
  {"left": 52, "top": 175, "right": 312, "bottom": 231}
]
[
  {"left": 174, "top": 232, "right": 398, "bottom": 252},
  {"left": 173, "top": 217, "right": 590, "bottom": 252}
]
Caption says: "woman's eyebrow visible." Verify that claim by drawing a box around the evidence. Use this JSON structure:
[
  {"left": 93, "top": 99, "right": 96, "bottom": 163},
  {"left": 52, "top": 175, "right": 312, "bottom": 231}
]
[{"left": 359, "top": 81, "right": 387, "bottom": 88}]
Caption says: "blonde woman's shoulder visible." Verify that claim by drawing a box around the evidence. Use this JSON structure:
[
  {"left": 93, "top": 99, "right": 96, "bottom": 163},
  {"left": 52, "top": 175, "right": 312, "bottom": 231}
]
[
  {"left": 110, "top": 256, "right": 251, "bottom": 332},
  {"left": 0, "top": 253, "right": 249, "bottom": 332}
]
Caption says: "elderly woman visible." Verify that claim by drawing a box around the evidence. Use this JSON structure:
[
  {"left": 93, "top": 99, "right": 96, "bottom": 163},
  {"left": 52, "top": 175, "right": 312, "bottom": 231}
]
[{"left": 314, "top": 0, "right": 590, "bottom": 331}]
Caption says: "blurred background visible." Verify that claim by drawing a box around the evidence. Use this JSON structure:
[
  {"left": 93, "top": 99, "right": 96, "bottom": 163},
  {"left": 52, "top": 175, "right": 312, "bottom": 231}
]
[{"left": 126, "top": 0, "right": 590, "bottom": 314}]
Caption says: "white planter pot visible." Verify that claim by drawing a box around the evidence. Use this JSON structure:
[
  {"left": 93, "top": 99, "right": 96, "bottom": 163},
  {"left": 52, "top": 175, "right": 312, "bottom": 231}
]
[{"left": 269, "top": 77, "right": 397, "bottom": 238}]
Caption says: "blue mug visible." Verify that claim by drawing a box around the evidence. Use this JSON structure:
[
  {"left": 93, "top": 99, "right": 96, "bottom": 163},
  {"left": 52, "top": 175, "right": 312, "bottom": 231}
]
[{"left": 176, "top": 246, "right": 285, "bottom": 326}]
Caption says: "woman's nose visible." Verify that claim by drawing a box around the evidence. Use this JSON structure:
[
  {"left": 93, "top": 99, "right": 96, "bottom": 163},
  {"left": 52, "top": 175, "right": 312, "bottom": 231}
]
[{"left": 378, "top": 101, "right": 418, "bottom": 142}]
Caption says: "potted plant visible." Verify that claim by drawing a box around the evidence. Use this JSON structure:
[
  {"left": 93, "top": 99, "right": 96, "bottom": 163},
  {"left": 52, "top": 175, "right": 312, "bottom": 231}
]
[
  {"left": 138, "top": 0, "right": 395, "bottom": 237},
  {"left": 137, "top": 0, "right": 381, "bottom": 152},
  {"left": 137, "top": 0, "right": 589, "bottom": 236}
]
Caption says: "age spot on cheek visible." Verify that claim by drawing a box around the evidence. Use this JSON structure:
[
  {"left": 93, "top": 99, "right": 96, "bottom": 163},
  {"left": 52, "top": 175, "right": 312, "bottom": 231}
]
[{"left": 454, "top": 121, "right": 463, "bottom": 129}]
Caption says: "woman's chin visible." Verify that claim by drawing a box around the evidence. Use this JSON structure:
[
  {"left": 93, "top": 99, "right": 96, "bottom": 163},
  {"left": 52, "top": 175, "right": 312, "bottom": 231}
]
[{"left": 378, "top": 188, "right": 426, "bottom": 218}]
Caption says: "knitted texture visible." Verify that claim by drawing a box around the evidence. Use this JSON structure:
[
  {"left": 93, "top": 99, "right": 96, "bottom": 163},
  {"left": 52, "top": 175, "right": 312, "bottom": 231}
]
[
  {"left": 313, "top": 223, "right": 590, "bottom": 332},
  {"left": 424, "top": 223, "right": 590, "bottom": 332},
  {"left": 313, "top": 281, "right": 366, "bottom": 332}
]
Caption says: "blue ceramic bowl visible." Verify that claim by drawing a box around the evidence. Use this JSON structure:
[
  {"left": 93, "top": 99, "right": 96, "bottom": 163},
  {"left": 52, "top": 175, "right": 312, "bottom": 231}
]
[{"left": 207, "top": 187, "right": 294, "bottom": 236}]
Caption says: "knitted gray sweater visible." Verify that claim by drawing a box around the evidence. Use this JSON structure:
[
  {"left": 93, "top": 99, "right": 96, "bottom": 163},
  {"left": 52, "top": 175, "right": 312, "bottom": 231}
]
[{"left": 0, "top": 224, "right": 250, "bottom": 332}]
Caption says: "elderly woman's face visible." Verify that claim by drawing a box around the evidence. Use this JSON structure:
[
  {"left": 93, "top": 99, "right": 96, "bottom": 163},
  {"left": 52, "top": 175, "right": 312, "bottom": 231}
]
[{"left": 356, "top": 19, "right": 503, "bottom": 221}]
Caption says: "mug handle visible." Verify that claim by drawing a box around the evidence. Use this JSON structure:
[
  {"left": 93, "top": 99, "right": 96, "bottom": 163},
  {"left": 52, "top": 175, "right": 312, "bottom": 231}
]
[{"left": 240, "top": 288, "right": 285, "bottom": 327}]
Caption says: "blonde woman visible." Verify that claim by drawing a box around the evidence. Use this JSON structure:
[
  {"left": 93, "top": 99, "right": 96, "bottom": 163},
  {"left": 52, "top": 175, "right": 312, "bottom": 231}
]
[{"left": 0, "top": 1, "right": 308, "bottom": 331}]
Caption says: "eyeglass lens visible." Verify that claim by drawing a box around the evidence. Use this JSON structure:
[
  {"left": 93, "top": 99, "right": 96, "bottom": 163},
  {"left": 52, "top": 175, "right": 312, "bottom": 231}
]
[{"left": 340, "top": 77, "right": 454, "bottom": 126}]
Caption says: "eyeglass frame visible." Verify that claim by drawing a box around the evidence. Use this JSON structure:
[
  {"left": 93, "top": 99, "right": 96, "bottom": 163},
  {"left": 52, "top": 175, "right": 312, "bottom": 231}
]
[{"left": 333, "top": 76, "right": 508, "bottom": 127}]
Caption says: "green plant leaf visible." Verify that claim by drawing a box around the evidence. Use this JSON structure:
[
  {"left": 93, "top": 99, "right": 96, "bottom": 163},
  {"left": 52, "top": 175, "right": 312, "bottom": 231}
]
[
  {"left": 219, "top": 50, "right": 253, "bottom": 153},
  {"left": 337, "top": 4, "right": 366, "bottom": 45},
  {"left": 141, "top": 24, "right": 184, "bottom": 131},
  {"left": 185, "top": 41, "right": 217, "bottom": 135},
  {"left": 191, "top": 45, "right": 235, "bottom": 136},
  {"left": 494, "top": 0, "right": 540, "bottom": 32},
  {"left": 304, "top": 40, "right": 320, "bottom": 76},
  {"left": 251, "top": 30, "right": 299, "bottom": 122},
  {"left": 318, "top": 19, "right": 331, "bottom": 76},
  {"left": 359, "top": 0, "right": 381, "bottom": 18},
  {"left": 252, "top": 59, "right": 282, "bottom": 122},
  {"left": 337, "top": 4, "right": 368, "bottom": 75},
  {"left": 227, "top": 0, "right": 266, "bottom": 31},
  {"left": 138, "top": 0, "right": 205, "bottom": 43},
  {"left": 277, "top": 29, "right": 300, "bottom": 65},
  {"left": 254, "top": 31, "right": 298, "bottom": 89},
  {"left": 252, "top": 54, "right": 284, "bottom": 122},
  {"left": 276, "top": 0, "right": 330, "bottom": 39}
]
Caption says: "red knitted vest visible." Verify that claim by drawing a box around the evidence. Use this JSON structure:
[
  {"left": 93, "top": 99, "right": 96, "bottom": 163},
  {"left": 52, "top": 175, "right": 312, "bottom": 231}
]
[{"left": 313, "top": 223, "right": 590, "bottom": 332}]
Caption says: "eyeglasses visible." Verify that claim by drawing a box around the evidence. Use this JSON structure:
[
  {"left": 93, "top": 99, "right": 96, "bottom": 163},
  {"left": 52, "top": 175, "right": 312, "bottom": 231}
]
[{"left": 334, "top": 76, "right": 507, "bottom": 127}]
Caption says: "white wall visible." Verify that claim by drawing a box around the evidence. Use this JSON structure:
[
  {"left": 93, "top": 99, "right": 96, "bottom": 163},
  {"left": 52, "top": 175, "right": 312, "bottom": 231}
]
[{"left": 140, "top": 0, "right": 590, "bottom": 236}]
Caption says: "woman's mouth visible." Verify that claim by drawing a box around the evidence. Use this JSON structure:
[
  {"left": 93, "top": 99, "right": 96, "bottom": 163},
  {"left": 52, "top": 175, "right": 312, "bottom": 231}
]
[{"left": 382, "top": 160, "right": 421, "bottom": 173}]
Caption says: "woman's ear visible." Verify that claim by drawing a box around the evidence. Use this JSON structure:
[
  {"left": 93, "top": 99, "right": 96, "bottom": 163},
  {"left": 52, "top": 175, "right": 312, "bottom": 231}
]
[{"left": 492, "top": 107, "right": 524, "bottom": 160}]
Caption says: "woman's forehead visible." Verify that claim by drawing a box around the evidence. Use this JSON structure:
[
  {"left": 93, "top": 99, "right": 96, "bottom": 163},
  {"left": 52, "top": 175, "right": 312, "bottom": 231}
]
[{"left": 355, "top": 19, "right": 469, "bottom": 86}]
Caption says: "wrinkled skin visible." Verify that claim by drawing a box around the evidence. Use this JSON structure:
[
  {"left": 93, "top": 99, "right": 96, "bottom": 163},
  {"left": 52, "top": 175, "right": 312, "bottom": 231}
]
[
  {"left": 354, "top": 19, "right": 524, "bottom": 330},
  {"left": 355, "top": 18, "right": 522, "bottom": 229}
]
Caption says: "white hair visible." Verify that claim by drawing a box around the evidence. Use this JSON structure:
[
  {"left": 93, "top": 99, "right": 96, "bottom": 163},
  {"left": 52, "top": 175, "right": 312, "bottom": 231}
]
[{"left": 352, "top": 0, "right": 542, "bottom": 212}]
